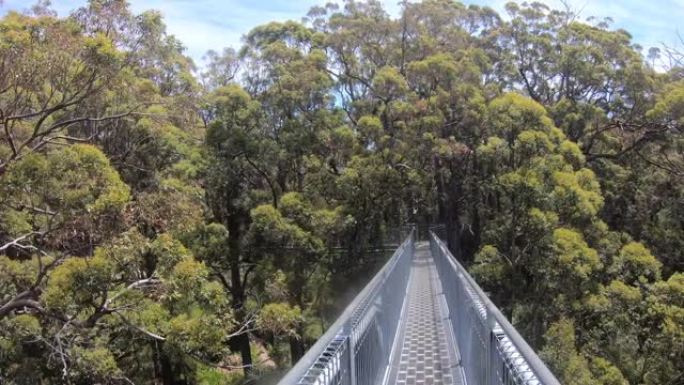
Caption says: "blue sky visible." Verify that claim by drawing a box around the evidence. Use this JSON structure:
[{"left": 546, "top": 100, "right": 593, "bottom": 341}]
[{"left": 2, "top": 0, "right": 683, "bottom": 65}]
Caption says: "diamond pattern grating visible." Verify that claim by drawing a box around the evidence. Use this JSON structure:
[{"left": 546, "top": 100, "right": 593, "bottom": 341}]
[{"left": 389, "top": 243, "right": 464, "bottom": 385}]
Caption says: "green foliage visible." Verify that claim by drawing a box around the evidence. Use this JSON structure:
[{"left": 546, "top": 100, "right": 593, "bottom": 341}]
[
  {"left": 0, "top": 2, "right": 232, "bottom": 383},
  {"left": 1, "top": 145, "right": 130, "bottom": 248},
  {"left": 552, "top": 228, "right": 601, "bottom": 282},
  {"left": 551, "top": 169, "right": 604, "bottom": 221},
  {"left": 471, "top": 245, "right": 507, "bottom": 287},
  {"left": 610, "top": 242, "right": 662, "bottom": 283},
  {"left": 167, "top": 310, "right": 225, "bottom": 357},
  {"left": 488, "top": 93, "right": 555, "bottom": 138},
  {"left": 646, "top": 81, "right": 684, "bottom": 125},
  {"left": 71, "top": 346, "right": 123, "bottom": 381},
  {"left": 540, "top": 319, "right": 600, "bottom": 385},
  {"left": 150, "top": 233, "right": 193, "bottom": 276},
  {"left": 43, "top": 255, "right": 112, "bottom": 312},
  {"left": 589, "top": 357, "right": 629, "bottom": 385},
  {"left": 196, "top": 367, "right": 243, "bottom": 385},
  {"left": 1, "top": 1, "right": 683, "bottom": 384},
  {"left": 373, "top": 66, "right": 409, "bottom": 100},
  {"left": 257, "top": 303, "right": 303, "bottom": 337}
]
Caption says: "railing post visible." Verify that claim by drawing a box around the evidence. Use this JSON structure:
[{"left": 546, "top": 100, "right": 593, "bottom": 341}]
[
  {"left": 455, "top": 271, "right": 465, "bottom": 376},
  {"left": 346, "top": 326, "right": 357, "bottom": 385},
  {"left": 485, "top": 305, "right": 496, "bottom": 385}
]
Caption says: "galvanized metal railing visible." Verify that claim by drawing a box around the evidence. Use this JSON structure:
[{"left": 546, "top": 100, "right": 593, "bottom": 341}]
[
  {"left": 277, "top": 230, "right": 414, "bottom": 385},
  {"left": 430, "top": 232, "right": 561, "bottom": 385}
]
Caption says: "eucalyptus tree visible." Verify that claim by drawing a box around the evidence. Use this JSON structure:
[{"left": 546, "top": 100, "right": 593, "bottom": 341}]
[{"left": 0, "top": 3, "right": 236, "bottom": 384}]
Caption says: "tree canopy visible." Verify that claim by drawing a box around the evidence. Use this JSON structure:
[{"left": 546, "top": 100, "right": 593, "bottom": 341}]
[{"left": 0, "top": 1, "right": 682, "bottom": 384}]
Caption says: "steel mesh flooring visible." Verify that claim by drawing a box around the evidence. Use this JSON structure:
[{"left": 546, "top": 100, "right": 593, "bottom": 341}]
[{"left": 388, "top": 242, "right": 463, "bottom": 385}]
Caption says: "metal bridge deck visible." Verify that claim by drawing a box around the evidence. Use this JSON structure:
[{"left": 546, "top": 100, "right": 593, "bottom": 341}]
[
  {"left": 279, "top": 233, "right": 560, "bottom": 385},
  {"left": 388, "top": 242, "right": 464, "bottom": 385}
]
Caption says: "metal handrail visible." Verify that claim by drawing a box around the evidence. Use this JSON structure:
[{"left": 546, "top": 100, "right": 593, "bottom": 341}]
[
  {"left": 277, "top": 230, "right": 414, "bottom": 385},
  {"left": 430, "top": 232, "right": 561, "bottom": 385}
]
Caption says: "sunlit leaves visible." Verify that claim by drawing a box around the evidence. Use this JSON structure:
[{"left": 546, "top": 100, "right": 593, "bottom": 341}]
[
  {"left": 43, "top": 255, "right": 112, "bottom": 312},
  {"left": 167, "top": 310, "right": 226, "bottom": 358},
  {"left": 487, "top": 93, "right": 555, "bottom": 139},
  {"left": 540, "top": 318, "right": 598, "bottom": 385},
  {"left": 610, "top": 242, "right": 662, "bottom": 283},
  {"left": 552, "top": 228, "right": 601, "bottom": 281},
  {"left": 257, "top": 303, "right": 302, "bottom": 337},
  {"left": 373, "top": 66, "right": 409, "bottom": 101},
  {"left": 551, "top": 169, "right": 603, "bottom": 221},
  {"left": 70, "top": 346, "right": 123, "bottom": 382},
  {"left": 0, "top": 145, "right": 130, "bottom": 249}
]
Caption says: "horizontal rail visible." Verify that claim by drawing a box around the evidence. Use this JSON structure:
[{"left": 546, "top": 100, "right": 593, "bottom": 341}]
[
  {"left": 430, "top": 232, "right": 561, "bottom": 385},
  {"left": 278, "top": 230, "right": 414, "bottom": 385}
]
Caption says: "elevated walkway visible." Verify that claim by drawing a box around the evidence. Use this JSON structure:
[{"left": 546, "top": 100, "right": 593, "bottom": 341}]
[{"left": 277, "top": 231, "right": 561, "bottom": 385}]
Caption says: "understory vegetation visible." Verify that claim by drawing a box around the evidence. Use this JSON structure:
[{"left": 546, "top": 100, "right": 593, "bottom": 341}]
[{"left": 0, "top": 1, "right": 682, "bottom": 384}]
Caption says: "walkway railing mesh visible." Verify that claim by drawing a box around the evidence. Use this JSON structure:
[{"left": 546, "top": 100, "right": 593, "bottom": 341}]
[
  {"left": 277, "top": 231, "right": 414, "bottom": 385},
  {"left": 430, "top": 232, "right": 561, "bottom": 385},
  {"left": 277, "top": 230, "right": 561, "bottom": 385}
]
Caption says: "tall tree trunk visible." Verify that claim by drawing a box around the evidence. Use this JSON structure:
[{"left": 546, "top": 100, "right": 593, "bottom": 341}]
[
  {"left": 434, "top": 157, "right": 465, "bottom": 262},
  {"left": 228, "top": 215, "right": 253, "bottom": 376},
  {"left": 160, "top": 353, "right": 175, "bottom": 385},
  {"left": 289, "top": 335, "right": 305, "bottom": 364},
  {"left": 289, "top": 270, "right": 306, "bottom": 363},
  {"left": 155, "top": 342, "right": 185, "bottom": 385}
]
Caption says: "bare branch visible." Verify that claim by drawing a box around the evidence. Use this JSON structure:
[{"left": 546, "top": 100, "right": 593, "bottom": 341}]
[
  {"left": 104, "top": 278, "right": 160, "bottom": 308},
  {"left": 0, "top": 298, "right": 44, "bottom": 318},
  {"left": 113, "top": 312, "right": 166, "bottom": 341},
  {"left": 0, "top": 232, "right": 43, "bottom": 252}
]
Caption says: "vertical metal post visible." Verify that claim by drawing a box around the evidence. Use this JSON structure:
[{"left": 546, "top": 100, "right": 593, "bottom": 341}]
[
  {"left": 485, "top": 305, "right": 495, "bottom": 385},
  {"left": 347, "top": 328, "right": 357, "bottom": 385}
]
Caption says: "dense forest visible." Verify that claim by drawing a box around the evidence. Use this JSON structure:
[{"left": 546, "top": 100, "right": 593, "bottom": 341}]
[{"left": 0, "top": 0, "right": 682, "bottom": 384}]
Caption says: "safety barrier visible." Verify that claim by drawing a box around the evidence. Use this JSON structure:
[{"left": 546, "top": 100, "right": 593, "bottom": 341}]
[
  {"left": 277, "top": 230, "right": 414, "bottom": 385},
  {"left": 430, "top": 232, "right": 561, "bottom": 385}
]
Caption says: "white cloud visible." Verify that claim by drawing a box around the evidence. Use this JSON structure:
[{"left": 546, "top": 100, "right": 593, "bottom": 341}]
[
  {"left": 465, "top": 0, "right": 683, "bottom": 51},
  {"left": 2, "top": 0, "right": 682, "bottom": 62}
]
